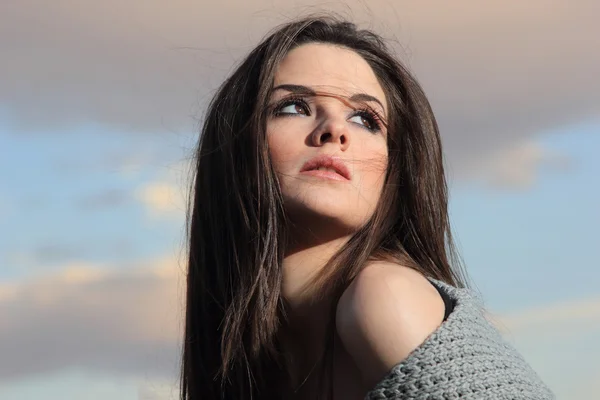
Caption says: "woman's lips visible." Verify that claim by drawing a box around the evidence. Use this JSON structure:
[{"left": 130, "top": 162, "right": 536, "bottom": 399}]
[
  {"left": 300, "top": 168, "right": 349, "bottom": 181},
  {"left": 299, "top": 154, "right": 351, "bottom": 181}
]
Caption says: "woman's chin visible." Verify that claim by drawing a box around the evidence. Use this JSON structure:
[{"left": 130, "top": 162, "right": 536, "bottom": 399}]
[{"left": 286, "top": 203, "right": 370, "bottom": 235}]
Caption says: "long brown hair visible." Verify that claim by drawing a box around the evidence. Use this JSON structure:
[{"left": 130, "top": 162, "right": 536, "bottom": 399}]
[{"left": 180, "top": 14, "right": 470, "bottom": 400}]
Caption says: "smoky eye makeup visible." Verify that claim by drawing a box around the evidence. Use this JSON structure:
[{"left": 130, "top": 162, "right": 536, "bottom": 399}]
[
  {"left": 268, "top": 90, "right": 388, "bottom": 134},
  {"left": 271, "top": 95, "right": 312, "bottom": 116},
  {"left": 348, "top": 106, "right": 384, "bottom": 133}
]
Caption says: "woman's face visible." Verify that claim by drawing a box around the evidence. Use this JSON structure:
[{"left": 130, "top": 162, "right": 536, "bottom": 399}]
[{"left": 267, "top": 43, "right": 389, "bottom": 234}]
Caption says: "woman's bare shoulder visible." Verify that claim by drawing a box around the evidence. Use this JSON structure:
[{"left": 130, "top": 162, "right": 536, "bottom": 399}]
[{"left": 335, "top": 262, "right": 446, "bottom": 388}]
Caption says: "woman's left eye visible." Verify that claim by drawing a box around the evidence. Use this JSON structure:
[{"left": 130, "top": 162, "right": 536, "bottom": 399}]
[{"left": 349, "top": 112, "right": 380, "bottom": 132}]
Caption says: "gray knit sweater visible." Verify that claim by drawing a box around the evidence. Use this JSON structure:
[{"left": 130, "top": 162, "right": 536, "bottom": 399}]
[{"left": 365, "top": 278, "right": 556, "bottom": 400}]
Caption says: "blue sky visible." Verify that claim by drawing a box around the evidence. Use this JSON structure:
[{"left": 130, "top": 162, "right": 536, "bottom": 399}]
[
  {"left": 1, "top": 1, "right": 599, "bottom": 399},
  {"left": 0, "top": 119, "right": 187, "bottom": 280},
  {"left": 452, "top": 121, "right": 600, "bottom": 311}
]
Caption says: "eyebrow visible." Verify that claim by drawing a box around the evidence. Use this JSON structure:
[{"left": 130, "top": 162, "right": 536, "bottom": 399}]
[{"left": 271, "top": 84, "right": 386, "bottom": 113}]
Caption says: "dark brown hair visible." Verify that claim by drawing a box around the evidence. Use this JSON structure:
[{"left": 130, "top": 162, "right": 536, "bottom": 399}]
[{"left": 181, "top": 14, "right": 469, "bottom": 400}]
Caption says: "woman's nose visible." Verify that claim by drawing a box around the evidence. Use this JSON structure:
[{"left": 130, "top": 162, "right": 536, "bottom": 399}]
[{"left": 311, "top": 115, "right": 350, "bottom": 151}]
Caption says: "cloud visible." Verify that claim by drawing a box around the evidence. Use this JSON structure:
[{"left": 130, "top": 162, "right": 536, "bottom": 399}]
[
  {"left": 137, "top": 183, "right": 185, "bottom": 217},
  {"left": 3, "top": 240, "right": 136, "bottom": 275},
  {"left": 138, "top": 380, "right": 180, "bottom": 400},
  {"left": 487, "top": 295, "right": 600, "bottom": 399},
  {"left": 1, "top": 254, "right": 599, "bottom": 399},
  {"left": 1, "top": 0, "right": 599, "bottom": 184},
  {"left": 0, "top": 257, "right": 185, "bottom": 382},
  {"left": 77, "top": 189, "right": 131, "bottom": 210},
  {"left": 572, "top": 373, "right": 600, "bottom": 400},
  {"left": 31, "top": 244, "right": 88, "bottom": 264},
  {"left": 1, "top": 251, "right": 598, "bottom": 384},
  {"left": 459, "top": 140, "right": 572, "bottom": 189},
  {"left": 491, "top": 295, "right": 600, "bottom": 336},
  {"left": 135, "top": 160, "right": 191, "bottom": 218}
]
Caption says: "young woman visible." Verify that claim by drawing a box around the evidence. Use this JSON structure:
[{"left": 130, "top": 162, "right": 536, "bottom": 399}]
[{"left": 180, "top": 15, "right": 555, "bottom": 400}]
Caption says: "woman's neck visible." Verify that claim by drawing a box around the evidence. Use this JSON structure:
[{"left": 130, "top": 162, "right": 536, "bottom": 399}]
[
  {"left": 281, "top": 234, "right": 349, "bottom": 312},
  {"left": 279, "top": 233, "right": 350, "bottom": 389}
]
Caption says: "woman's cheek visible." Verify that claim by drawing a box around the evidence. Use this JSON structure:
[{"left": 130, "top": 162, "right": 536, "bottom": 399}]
[{"left": 267, "top": 119, "right": 309, "bottom": 171}]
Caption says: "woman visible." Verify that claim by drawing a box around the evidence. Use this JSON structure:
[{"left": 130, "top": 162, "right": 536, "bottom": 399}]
[{"left": 180, "top": 15, "right": 555, "bottom": 400}]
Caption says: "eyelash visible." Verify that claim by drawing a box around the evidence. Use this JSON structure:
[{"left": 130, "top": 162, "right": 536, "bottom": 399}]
[{"left": 272, "top": 96, "right": 384, "bottom": 133}]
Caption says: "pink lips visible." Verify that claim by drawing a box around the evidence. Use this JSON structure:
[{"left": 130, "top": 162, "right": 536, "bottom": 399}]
[{"left": 299, "top": 155, "right": 351, "bottom": 181}]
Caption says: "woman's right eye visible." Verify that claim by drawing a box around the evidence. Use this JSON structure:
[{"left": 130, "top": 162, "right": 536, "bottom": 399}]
[{"left": 274, "top": 100, "right": 310, "bottom": 116}]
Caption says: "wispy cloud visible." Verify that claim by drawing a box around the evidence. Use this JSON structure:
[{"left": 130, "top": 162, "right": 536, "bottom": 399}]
[
  {"left": 461, "top": 140, "right": 572, "bottom": 189},
  {"left": 491, "top": 295, "right": 600, "bottom": 335},
  {"left": 77, "top": 189, "right": 131, "bottom": 210},
  {"left": 137, "top": 182, "right": 185, "bottom": 217},
  {"left": 135, "top": 161, "right": 190, "bottom": 218},
  {"left": 138, "top": 380, "right": 180, "bottom": 400},
  {"left": 1, "top": 252, "right": 598, "bottom": 390},
  {"left": 30, "top": 244, "right": 89, "bottom": 264},
  {"left": 2, "top": 0, "right": 598, "bottom": 185},
  {"left": 487, "top": 294, "right": 600, "bottom": 399},
  {"left": 0, "top": 257, "right": 184, "bottom": 382}
]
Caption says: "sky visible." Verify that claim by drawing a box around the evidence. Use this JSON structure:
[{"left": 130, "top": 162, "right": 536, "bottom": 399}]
[{"left": 1, "top": 1, "right": 599, "bottom": 399}]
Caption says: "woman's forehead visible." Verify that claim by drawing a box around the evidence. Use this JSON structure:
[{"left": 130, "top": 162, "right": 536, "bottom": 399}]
[{"left": 273, "top": 43, "right": 387, "bottom": 112}]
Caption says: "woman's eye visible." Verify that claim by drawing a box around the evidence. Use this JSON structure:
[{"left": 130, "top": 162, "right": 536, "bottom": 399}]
[
  {"left": 349, "top": 114, "right": 376, "bottom": 131},
  {"left": 276, "top": 102, "right": 308, "bottom": 115}
]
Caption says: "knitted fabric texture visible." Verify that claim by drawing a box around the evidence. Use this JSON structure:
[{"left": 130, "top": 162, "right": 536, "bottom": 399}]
[{"left": 365, "top": 278, "right": 555, "bottom": 400}]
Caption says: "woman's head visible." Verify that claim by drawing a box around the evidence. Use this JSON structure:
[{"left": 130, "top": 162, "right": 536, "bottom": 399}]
[
  {"left": 182, "top": 15, "right": 467, "bottom": 400},
  {"left": 268, "top": 42, "right": 389, "bottom": 237}
]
